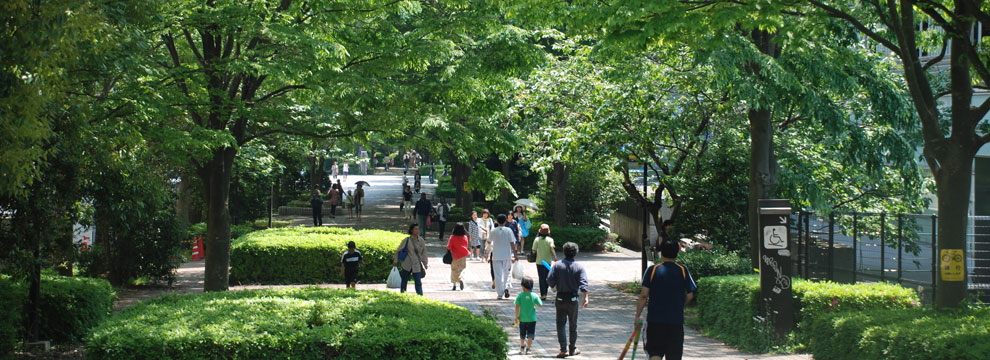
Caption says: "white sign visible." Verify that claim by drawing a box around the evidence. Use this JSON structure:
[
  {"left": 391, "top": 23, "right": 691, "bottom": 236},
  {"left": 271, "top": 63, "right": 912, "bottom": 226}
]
[{"left": 763, "top": 226, "right": 787, "bottom": 249}]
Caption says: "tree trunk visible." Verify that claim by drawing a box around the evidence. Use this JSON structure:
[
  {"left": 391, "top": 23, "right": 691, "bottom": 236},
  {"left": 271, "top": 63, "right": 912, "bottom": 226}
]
[
  {"left": 199, "top": 148, "right": 236, "bottom": 291},
  {"left": 745, "top": 29, "right": 780, "bottom": 268},
  {"left": 552, "top": 162, "right": 568, "bottom": 226},
  {"left": 453, "top": 159, "right": 473, "bottom": 215},
  {"left": 500, "top": 156, "right": 513, "bottom": 202},
  {"left": 307, "top": 156, "right": 324, "bottom": 192},
  {"left": 175, "top": 176, "right": 193, "bottom": 234},
  {"left": 747, "top": 108, "right": 776, "bottom": 268},
  {"left": 934, "top": 149, "right": 972, "bottom": 307}
]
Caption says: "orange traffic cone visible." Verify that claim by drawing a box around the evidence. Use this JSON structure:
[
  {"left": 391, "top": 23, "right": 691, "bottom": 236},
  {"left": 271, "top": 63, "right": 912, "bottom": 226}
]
[{"left": 191, "top": 235, "right": 203, "bottom": 261}]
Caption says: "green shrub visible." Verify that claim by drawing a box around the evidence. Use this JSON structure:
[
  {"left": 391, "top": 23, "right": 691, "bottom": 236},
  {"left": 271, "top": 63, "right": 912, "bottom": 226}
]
[
  {"left": 524, "top": 225, "right": 608, "bottom": 252},
  {"left": 694, "top": 275, "right": 919, "bottom": 353},
  {"left": 675, "top": 251, "right": 752, "bottom": 281},
  {"left": 436, "top": 177, "right": 456, "bottom": 199},
  {"left": 807, "top": 307, "right": 990, "bottom": 360},
  {"left": 0, "top": 274, "right": 114, "bottom": 353},
  {"left": 230, "top": 227, "right": 405, "bottom": 284},
  {"left": 250, "top": 219, "right": 293, "bottom": 230},
  {"left": 86, "top": 288, "right": 507, "bottom": 360},
  {"left": 185, "top": 222, "right": 254, "bottom": 242},
  {"left": 0, "top": 276, "right": 25, "bottom": 357}
]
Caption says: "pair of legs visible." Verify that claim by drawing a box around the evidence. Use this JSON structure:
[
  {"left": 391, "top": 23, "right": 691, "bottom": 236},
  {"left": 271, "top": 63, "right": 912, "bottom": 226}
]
[
  {"left": 493, "top": 259, "right": 512, "bottom": 298},
  {"left": 354, "top": 202, "right": 362, "bottom": 220},
  {"left": 519, "top": 322, "right": 535, "bottom": 353},
  {"left": 398, "top": 269, "right": 423, "bottom": 295},
  {"left": 312, "top": 208, "right": 323, "bottom": 226},
  {"left": 437, "top": 220, "right": 447, "bottom": 240},
  {"left": 450, "top": 256, "right": 465, "bottom": 290},
  {"left": 644, "top": 323, "right": 684, "bottom": 360},
  {"left": 537, "top": 264, "right": 550, "bottom": 299},
  {"left": 329, "top": 204, "right": 337, "bottom": 217},
  {"left": 417, "top": 214, "right": 428, "bottom": 238},
  {"left": 344, "top": 271, "right": 358, "bottom": 289},
  {"left": 556, "top": 298, "right": 580, "bottom": 356}
]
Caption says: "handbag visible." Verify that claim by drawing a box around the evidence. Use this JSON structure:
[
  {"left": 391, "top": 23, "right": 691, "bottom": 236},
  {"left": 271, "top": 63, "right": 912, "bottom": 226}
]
[
  {"left": 397, "top": 238, "right": 410, "bottom": 261},
  {"left": 527, "top": 251, "right": 537, "bottom": 263},
  {"left": 443, "top": 249, "right": 453, "bottom": 264}
]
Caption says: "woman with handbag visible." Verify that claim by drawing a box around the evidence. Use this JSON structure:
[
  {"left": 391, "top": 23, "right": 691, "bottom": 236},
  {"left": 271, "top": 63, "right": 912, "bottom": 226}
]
[
  {"left": 532, "top": 224, "right": 557, "bottom": 301},
  {"left": 446, "top": 223, "right": 470, "bottom": 291},
  {"left": 393, "top": 223, "right": 428, "bottom": 295}
]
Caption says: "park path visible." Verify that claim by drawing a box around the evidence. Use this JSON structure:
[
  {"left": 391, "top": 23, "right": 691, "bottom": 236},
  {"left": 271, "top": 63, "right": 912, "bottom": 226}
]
[{"left": 115, "top": 169, "right": 810, "bottom": 360}]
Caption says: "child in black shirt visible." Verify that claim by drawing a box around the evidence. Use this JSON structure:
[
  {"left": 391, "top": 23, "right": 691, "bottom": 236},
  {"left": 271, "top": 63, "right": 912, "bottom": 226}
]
[{"left": 340, "top": 241, "right": 364, "bottom": 289}]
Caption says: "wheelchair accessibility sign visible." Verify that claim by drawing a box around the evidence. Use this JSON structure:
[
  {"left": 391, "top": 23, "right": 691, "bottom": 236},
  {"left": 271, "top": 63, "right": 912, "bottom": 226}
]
[{"left": 763, "top": 226, "right": 787, "bottom": 249}]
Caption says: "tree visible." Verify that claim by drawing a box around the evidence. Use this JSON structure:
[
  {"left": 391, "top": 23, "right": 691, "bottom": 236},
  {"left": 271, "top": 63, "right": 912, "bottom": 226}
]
[{"left": 802, "top": 0, "right": 990, "bottom": 308}]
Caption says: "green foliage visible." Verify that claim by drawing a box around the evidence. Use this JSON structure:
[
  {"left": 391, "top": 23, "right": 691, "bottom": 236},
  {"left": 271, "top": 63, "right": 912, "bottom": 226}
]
[
  {"left": 674, "top": 251, "right": 751, "bottom": 281},
  {"left": 695, "top": 275, "right": 919, "bottom": 353},
  {"left": 541, "top": 162, "right": 625, "bottom": 227},
  {"left": 230, "top": 227, "right": 404, "bottom": 284},
  {"left": 436, "top": 176, "right": 457, "bottom": 200},
  {"left": 0, "top": 275, "right": 113, "bottom": 351},
  {"left": 806, "top": 307, "right": 990, "bottom": 360},
  {"left": 251, "top": 219, "right": 293, "bottom": 230},
  {"left": 0, "top": 277, "right": 25, "bottom": 357},
  {"left": 86, "top": 288, "right": 507, "bottom": 360}
]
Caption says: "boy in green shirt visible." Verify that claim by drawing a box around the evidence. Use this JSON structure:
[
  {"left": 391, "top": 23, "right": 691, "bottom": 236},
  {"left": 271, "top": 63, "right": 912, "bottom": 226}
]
[{"left": 514, "top": 276, "right": 543, "bottom": 355}]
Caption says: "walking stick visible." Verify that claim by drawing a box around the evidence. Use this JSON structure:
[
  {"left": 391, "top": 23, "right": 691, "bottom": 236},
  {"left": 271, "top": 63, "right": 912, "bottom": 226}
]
[{"left": 618, "top": 320, "right": 642, "bottom": 360}]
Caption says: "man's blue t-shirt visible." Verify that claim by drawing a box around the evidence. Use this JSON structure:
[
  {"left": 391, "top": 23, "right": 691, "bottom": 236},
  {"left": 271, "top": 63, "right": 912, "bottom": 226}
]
[{"left": 641, "top": 261, "right": 698, "bottom": 324}]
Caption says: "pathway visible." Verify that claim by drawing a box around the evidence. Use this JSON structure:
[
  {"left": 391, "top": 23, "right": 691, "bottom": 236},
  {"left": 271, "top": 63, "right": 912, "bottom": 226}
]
[{"left": 116, "top": 169, "right": 811, "bottom": 360}]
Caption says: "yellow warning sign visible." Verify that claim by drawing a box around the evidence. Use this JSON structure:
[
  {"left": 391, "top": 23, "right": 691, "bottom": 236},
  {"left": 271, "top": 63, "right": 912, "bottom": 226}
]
[{"left": 940, "top": 249, "right": 964, "bottom": 282}]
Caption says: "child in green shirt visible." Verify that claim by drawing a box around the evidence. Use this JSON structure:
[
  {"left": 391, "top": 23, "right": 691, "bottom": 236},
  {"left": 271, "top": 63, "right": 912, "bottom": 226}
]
[{"left": 514, "top": 276, "right": 543, "bottom": 355}]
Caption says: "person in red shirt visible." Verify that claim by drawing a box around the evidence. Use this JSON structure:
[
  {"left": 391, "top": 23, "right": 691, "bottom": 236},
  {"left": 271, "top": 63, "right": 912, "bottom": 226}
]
[{"left": 447, "top": 223, "right": 471, "bottom": 291}]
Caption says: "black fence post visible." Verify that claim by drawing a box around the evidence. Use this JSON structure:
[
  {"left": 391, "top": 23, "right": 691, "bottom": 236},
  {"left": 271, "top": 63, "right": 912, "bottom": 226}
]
[
  {"left": 797, "top": 211, "right": 804, "bottom": 278},
  {"left": 805, "top": 212, "right": 811, "bottom": 279},
  {"left": 880, "top": 212, "right": 886, "bottom": 282},
  {"left": 897, "top": 214, "right": 903, "bottom": 284},
  {"left": 931, "top": 215, "right": 937, "bottom": 297},
  {"left": 852, "top": 212, "right": 858, "bottom": 283},
  {"left": 829, "top": 212, "right": 835, "bottom": 281}
]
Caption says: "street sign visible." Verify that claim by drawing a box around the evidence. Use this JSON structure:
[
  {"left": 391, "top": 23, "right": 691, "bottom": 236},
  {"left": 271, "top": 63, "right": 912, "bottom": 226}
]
[
  {"left": 940, "top": 249, "right": 964, "bottom": 282},
  {"left": 758, "top": 199, "right": 793, "bottom": 338}
]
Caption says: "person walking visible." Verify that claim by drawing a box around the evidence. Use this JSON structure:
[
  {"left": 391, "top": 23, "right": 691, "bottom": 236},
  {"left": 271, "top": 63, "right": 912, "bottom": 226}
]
[
  {"left": 402, "top": 184, "right": 414, "bottom": 219},
  {"left": 477, "top": 209, "right": 494, "bottom": 257},
  {"left": 532, "top": 224, "right": 557, "bottom": 300},
  {"left": 414, "top": 171, "right": 421, "bottom": 193},
  {"left": 327, "top": 186, "right": 340, "bottom": 218},
  {"left": 446, "top": 223, "right": 470, "bottom": 291},
  {"left": 414, "top": 192, "right": 432, "bottom": 239},
  {"left": 468, "top": 211, "right": 482, "bottom": 260},
  {"left": 403, "top": 152, "right": 410, "bottom": 172},
  {"left": 342, "top": 162, "right": 349, "bottom": 181},
  {"left": 634, "top": 240, "right": 698, "bottom": 360},
  {"left": 435, "top": 197, "right": 450, "bottom": 241},
  {"left": 353, "top": 184, "right": 365, "bottom": 221},
  {"left": 514, "top": 276, "right": 543, "bottom": 355},
  {"left": 547, "top": 242, "right": 589, "bottom": 358},
  {"left": 429, "top": 163, "right": 436, "bottom": 184},
  {"left": 514, "top": 205, "right": 532, "bottom": 251},
  {"left": 332, "top": 161, "right": 339, "bottom": 180},
  {"left": 309, "top": 190, "right": 324, "bottom": 226},
  {"left": 506, "top": 212, "right": 522, "bottom": 254},
  {"left": 393, "top": 224, "right": 428, "bottom": 295},
  {"left": 487, "top": 214, "right": 517, "bottom": 300}
]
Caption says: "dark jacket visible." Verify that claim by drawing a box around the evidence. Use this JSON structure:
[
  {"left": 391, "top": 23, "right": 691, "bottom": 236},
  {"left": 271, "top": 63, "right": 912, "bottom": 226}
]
[
  {"left": 414, "top": 198, "right": 433, "bottom": 216},
  {"left": 547, "top": 258, "right": 589, "bottom": 295},
  {"left": 310, "top": 196, "right": 324, "bottom": 208}
]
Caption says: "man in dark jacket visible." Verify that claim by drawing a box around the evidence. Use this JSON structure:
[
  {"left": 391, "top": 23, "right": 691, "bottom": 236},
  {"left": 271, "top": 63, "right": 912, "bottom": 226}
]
[
  {"left": 309, "top": 190, "right": 324, "bottom": 226},
  {"left": 414, "top": 192, "right": 432, "bottom": 239},
  {"left": 546, "top": 242, "right": 589, "bottom": 358}
]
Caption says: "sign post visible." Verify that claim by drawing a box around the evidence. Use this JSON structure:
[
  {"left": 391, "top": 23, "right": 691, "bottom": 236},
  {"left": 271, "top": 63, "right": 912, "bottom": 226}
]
[{"left": 758, "top": 199, "right": 793, "bottom": 338}]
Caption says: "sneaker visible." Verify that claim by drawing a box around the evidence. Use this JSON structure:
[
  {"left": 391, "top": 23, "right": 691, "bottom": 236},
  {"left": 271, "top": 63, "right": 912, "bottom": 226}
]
[
  {"left": 504, "top": 289, "right": 510, "bottom": 298},
  {"left": 555, "top": 352, "right": 568, "bottom": 358},
  {"left": 569, "top": 348, "right": 581, "bottom": 356},
  {"left": 520, "top": 346, "right": 525, "bottom": 354},
  {"left": 525, "top": 347, "right": 530, "bottom": 355}
]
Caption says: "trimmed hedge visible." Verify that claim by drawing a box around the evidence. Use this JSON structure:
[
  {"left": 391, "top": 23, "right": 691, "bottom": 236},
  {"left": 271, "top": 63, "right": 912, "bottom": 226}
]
[
  {"left": 807, "top": 307, "right": 990, "bottom": 360},
  {"left": 0, "top": 274, "right": 114, "bottom": 356},
  {"left": 230, "top": 227, "right": 405, "bottom": 284},
  {"left": 523, "top": 225, "right": 608, "bottom": 252},
  {"left": 695, "top": 275, "right": 919, "bottom": 353},
  {"left": 675, "top": 251, "right": 752, "bottom": 281},
  {"left": 86, "top": 288, "right": 507, "bottom": 360}
]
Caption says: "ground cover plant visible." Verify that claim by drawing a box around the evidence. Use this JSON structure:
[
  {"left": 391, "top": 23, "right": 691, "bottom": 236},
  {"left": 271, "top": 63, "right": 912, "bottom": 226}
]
[
  {"left": 0, "top": 274, "right": 114, "bottom": 356},
  {"left": 86, "top": 288, "right": 507, "bottom": 360},
  {"left": 229, "top": 227, "right": 405, "bottom": 284},
  {"left": 693, "top": 275, "right": 919, "bottom": 353},
  {"left": 806, "top": 306, "right": 990, "bottom": 360}
]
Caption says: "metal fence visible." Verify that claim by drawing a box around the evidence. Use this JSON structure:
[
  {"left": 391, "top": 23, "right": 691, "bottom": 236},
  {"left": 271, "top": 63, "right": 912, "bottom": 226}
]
[{"left": 791, "top": 212, "right": 990, "bottom": 304}]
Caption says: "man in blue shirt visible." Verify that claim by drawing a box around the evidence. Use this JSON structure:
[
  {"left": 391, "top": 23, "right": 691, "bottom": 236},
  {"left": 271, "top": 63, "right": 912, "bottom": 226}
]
[
  {"left": 414, "top": 192, "right": 432, "bottom": 239},
  {"left": 546, "top": 242, "right": 589, "bottom": 358},
  {"left": 634, "top": 240, "right": 698, "bottom": 360}
]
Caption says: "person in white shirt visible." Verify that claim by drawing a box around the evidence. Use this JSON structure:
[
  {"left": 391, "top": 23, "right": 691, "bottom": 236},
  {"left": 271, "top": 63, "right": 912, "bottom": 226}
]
[{"left": 487, "top": 214, "right": 518, "bottom": 300}]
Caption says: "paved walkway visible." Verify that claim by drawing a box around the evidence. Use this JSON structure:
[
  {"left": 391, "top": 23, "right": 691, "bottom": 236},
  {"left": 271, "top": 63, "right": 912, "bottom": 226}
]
[{"left": 117, "top": 169, "right": 810, "bottom": 360}]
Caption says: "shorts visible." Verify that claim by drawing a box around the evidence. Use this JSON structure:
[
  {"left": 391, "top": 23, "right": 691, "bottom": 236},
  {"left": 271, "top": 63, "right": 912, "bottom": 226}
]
[
  {"left": 518, "top": 321, "right": 536, "bottom": 339},
  {"left": 644, "top": 322, "right": 684, "bottom": 360},
  {"left": 344, "top": 269, "right": 359, "bottom": 284}
]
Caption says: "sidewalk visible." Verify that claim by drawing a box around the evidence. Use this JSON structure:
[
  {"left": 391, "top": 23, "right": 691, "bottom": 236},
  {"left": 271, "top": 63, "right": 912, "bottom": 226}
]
[{"left": 117, "top": 169, "right": 810, "bottom": 359}]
